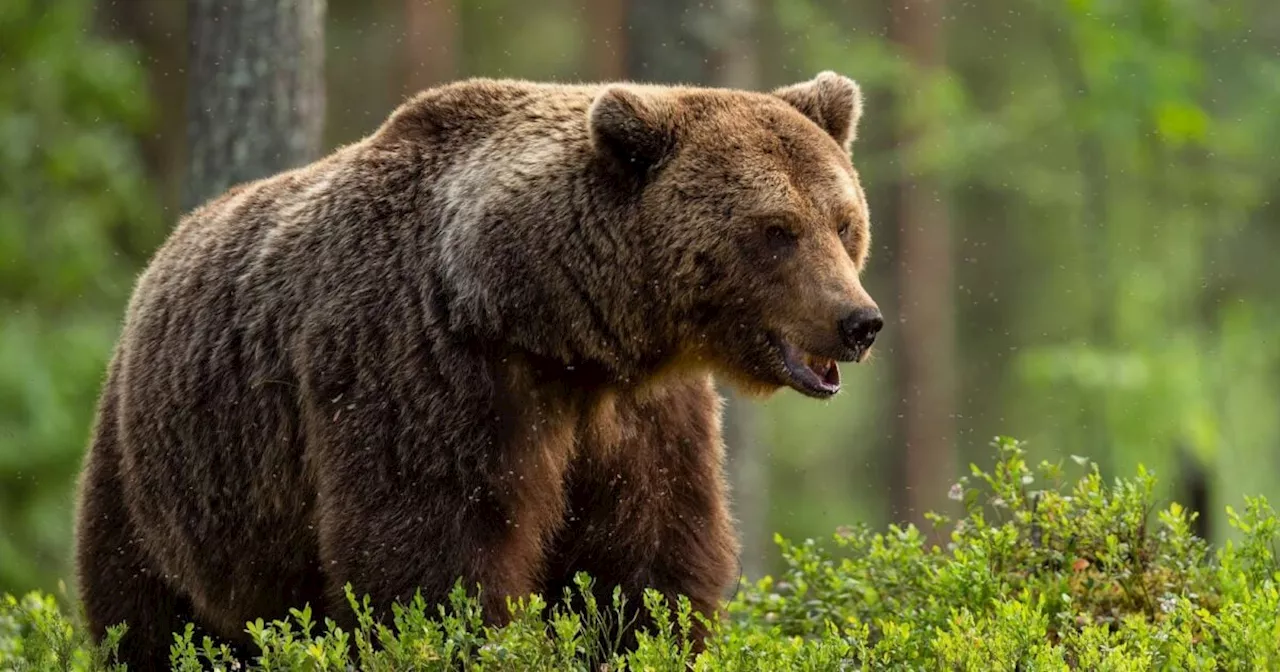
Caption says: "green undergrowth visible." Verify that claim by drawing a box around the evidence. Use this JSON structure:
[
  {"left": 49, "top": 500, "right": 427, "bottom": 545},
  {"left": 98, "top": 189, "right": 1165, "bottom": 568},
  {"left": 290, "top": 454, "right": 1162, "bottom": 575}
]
[{"left": 3, "top": 437, "right": 1279, "bottom": 670}]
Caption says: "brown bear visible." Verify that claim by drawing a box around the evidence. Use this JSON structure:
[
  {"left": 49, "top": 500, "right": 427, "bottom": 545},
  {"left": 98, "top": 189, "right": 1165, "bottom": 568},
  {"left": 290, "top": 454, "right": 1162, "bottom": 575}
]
[{"left": 73, "top": 71, "right": 882, "bottom": 670}]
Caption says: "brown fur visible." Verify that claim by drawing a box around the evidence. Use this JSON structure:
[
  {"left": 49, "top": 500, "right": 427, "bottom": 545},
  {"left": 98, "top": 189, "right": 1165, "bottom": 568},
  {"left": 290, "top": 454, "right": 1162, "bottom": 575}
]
[{"left": 73, "top": 72, "right": 878, "bottom": 670}]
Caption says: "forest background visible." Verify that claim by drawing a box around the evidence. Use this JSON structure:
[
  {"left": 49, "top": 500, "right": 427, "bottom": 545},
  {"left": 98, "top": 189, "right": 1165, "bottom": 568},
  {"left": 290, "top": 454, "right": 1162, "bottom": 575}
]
[{"left": 2, "top": 0, "right": 1279, "bottom": 599}]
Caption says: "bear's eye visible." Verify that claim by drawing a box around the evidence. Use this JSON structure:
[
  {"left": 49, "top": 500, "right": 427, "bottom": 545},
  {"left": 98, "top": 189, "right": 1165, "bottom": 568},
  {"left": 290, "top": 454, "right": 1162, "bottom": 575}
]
[{"left": 764, "top": 223, "right": 798, "bottom": 250}]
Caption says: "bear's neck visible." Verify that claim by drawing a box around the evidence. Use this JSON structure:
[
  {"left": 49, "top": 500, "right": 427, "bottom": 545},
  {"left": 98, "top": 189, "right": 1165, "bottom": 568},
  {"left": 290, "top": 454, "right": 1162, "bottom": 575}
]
[{"left": 432, "top": 184, "right": 680, "bottom": 386}]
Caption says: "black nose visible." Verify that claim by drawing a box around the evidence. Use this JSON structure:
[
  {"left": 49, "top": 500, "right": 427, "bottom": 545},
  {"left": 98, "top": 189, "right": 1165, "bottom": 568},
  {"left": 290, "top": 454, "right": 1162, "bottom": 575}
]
[{"left": 839, "top": 307, "right": 884, "bottom": 352}]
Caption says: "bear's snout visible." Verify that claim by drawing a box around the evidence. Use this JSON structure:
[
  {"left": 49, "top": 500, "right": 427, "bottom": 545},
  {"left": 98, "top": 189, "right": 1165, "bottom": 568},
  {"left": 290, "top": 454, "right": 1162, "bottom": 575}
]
[{"left": 838, "top": 306, "right": 883, "bottom": 361}]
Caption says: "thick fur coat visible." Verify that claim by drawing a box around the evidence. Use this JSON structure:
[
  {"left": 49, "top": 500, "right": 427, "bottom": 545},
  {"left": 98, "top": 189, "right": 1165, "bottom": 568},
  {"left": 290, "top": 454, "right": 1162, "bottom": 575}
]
[{"left": 74, "top": 72, "right": 881, "bottom": 670}]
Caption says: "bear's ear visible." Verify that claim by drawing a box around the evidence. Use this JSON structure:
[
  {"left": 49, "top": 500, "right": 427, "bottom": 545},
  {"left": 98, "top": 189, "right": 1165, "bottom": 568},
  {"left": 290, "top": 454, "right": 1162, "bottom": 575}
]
[
  {"left": 771, "top": 71, "right": 863, "bottom": 151},
  {"left": 588, "top": 86, "right": 678, "bottom": 174}
]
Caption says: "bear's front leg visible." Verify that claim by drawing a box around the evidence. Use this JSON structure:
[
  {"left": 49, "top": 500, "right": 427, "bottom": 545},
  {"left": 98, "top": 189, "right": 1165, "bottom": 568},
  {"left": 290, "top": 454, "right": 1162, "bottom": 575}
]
[
  {"left": 544, "top": 375, "right": 740, "bottom": 653},
  {"left": 302, "top": 385, "right": 575, "bottom": 632}
]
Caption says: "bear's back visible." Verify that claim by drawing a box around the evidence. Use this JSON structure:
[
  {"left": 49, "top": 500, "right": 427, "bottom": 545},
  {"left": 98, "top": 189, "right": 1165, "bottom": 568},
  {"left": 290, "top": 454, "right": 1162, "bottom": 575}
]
[{"left": 101, "top": 80, "right": 604, "bottom": 620}]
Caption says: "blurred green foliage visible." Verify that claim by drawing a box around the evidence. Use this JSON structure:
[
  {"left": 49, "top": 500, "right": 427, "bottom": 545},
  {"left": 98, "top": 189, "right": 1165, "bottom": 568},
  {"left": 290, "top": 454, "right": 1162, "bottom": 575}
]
[
  {"left": 760, "top": 0, "right": 1280, "bottom": 548},
  {"left": 0, "top": 0, "right": 161, "bottom": 592},
  {"left": 1, "top": 0, "right": 1279, "bottom": 609}
]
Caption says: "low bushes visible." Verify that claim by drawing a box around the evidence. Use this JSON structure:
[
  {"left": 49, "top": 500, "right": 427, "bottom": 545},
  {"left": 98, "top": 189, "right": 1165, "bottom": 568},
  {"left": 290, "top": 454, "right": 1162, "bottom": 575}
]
[{"left": 3, "top": 437, "right": 1278, "bottom": 670}]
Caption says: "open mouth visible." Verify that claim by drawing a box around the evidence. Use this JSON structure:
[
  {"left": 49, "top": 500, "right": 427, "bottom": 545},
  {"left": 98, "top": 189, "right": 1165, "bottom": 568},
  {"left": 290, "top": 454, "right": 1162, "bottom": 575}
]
[{"left": 776, "top": 339, "right": 842, "bottom": 399}]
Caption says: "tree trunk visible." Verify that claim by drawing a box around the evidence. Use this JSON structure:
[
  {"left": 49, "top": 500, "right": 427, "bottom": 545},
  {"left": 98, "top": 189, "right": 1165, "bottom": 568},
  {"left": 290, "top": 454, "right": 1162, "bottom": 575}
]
[
  {"left": 625, "top": 0, "right": 721, "bottom": 84},
  {"left": 622, "top": 0, "right": 767, "bottom": 582},
  {"left": 888, "top": 0, "right": 957, "bottom": 534},
  {"left": 715, "top": 0, "right": 758, "bottom": 91},
  {"left": 711, "top": 0, "right": 766, "bottom": 584},
  {"left": 184, "top": 0, "right": 327, "bottom": 212},
  {"left": 585, "top": 0, "right": 626, "bottom": 81},
  {"left": 402, "top": 0, "right": 459, "bottom": 94}
]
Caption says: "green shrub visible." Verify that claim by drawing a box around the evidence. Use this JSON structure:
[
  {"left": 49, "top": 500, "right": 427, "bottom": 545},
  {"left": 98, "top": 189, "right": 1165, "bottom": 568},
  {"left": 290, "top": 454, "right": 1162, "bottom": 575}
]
[{"left": 3, "top": 437, "right": 1278, "bottom": 670}]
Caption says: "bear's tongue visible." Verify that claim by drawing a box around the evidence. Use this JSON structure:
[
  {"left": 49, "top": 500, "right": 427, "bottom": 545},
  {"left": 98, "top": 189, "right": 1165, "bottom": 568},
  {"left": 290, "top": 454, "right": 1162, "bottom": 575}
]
[
  {"left": 780, "top": 341, "right": 841, "bottom": 397},
  {"left": 806, "top": 353, "right": 840, "bottom": 386}
]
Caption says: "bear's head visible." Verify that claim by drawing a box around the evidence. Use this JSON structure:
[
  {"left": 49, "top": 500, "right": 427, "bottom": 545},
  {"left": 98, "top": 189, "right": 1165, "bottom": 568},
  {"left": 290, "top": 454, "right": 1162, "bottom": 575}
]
[{"left": 589, "top": 71, "right": 882, "bottom": 399}]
